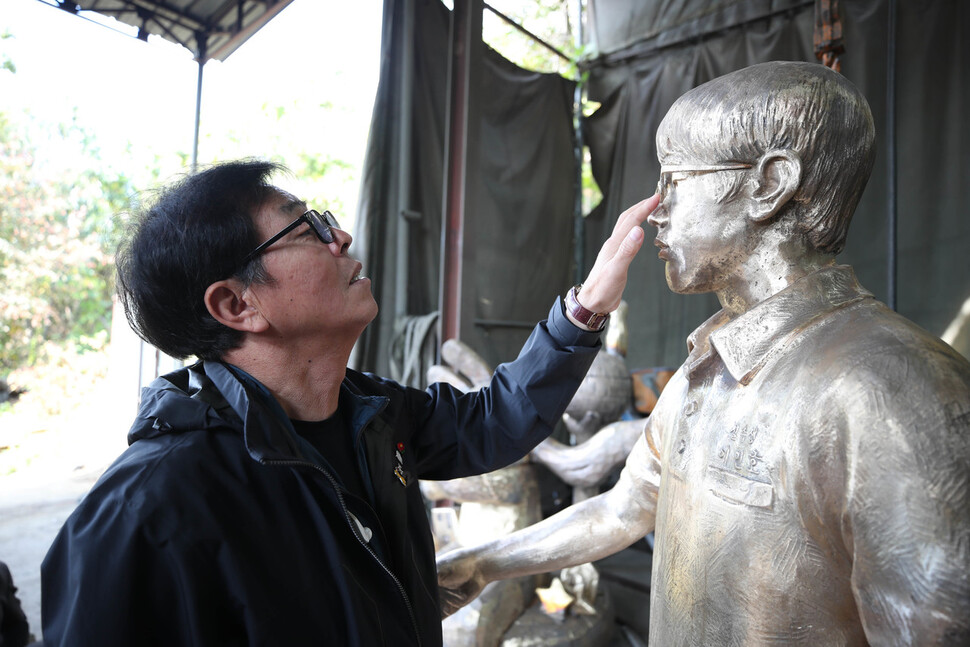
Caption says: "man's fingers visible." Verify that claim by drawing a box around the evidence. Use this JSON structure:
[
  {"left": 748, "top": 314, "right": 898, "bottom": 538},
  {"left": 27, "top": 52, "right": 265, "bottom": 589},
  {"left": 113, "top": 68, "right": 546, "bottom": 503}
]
[
  {"left": 574, "top": 194, "right": 657, "bottom": 314},
  {"left": 596, "top": 225, "right": 644, "bottom": 286},
  {"left": 616, "top": 223, "right": 646, "bottom": 260},
  {"left": 612, "top": 194, "right": 659, "bottom": 236},
  {"left": 594, "top": 194, "right": 658, "bottom": 270},
  {"left": 579, "top": 231, "right": 645, "bottom": 312}
]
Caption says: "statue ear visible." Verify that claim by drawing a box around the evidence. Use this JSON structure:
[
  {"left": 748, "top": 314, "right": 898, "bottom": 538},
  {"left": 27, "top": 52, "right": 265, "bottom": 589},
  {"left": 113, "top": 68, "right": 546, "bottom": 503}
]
[
  {"left": 204, "top": 279, "right": 268, "bottom": 333},
  {"left": 749, "top": 149, "right": 801, "bottom": 222}
]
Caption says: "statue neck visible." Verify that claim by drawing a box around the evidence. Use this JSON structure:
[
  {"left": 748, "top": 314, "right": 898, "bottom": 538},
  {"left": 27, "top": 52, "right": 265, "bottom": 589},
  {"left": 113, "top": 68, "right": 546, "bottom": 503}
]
[{"left": 716, "top": 232, "right": 835, "bottom": 317}]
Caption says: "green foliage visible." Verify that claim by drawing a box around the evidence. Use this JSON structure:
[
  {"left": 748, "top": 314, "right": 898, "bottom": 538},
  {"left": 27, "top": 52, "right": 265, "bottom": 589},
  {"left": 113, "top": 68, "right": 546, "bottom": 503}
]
[
  {"left": 0, "top": 108, "right": 135, "bottom": 373},
  {"left": 0, "top": 97, "right": 362, "bottom": 374},
  {"left": 483, "top": 0, "right": 579, "bottom": 76},
  {"left": 295, "top": 152, "right": 356, "bottom": 219},
  {"left": 0, "top": 25, "right": 364, "bottom": 376},
  {"left": 481, "top": 1, "right": 602, "bottom": 215},
  {"left": 0, "top": 331, "right": 111, "bottom": 475},
  {"left": 1, "top": 31, "right": 14, "bottom": 74},
  {"left": 201, "top": 96, "right": 362, "bottom": 228}
]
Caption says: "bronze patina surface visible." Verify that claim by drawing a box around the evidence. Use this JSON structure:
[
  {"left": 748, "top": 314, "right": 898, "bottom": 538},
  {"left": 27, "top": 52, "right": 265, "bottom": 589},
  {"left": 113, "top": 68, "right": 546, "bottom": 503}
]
[{"left": 437, "top": 61, "right": 970, "bottom": 646}]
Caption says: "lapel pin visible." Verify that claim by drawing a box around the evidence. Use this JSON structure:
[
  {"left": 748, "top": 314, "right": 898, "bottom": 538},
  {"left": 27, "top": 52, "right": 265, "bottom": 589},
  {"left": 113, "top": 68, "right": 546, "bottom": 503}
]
[{"left": 394, "top": 442, "right": 408, "bottom": 486}]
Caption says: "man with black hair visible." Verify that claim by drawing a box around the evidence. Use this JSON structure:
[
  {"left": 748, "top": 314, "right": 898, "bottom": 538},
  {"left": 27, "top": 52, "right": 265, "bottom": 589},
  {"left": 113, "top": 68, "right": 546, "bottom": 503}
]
[{"left": 39, "top": 159, "right": 655, "bottom": 646}]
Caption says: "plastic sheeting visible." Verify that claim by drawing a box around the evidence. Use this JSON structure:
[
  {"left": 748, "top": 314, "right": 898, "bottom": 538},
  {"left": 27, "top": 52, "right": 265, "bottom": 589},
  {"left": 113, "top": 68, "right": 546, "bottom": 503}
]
[
  {"left": 584, "top": 0, "right": 970, "bottom": 369},
  {"left": 353, "top": 0, "right": 577, "bottom": 379},
  {"left": 354, "top": 0, "right": 969, "bottom": 377}
]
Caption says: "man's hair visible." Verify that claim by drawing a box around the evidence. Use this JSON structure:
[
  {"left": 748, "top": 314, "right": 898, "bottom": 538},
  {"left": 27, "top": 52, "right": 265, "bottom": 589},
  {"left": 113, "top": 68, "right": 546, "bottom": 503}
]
[
  {"left": 656, "top": 61, "right": 876, "bottom": 255},
  {"left": 116, "top": 159, "right": 285, "bottom": 360}
]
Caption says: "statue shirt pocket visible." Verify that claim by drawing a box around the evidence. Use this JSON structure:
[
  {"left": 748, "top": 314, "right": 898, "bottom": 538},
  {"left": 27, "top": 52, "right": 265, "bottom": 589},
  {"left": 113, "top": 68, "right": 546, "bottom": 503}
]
[{"left": 706, "top": 464, "right": 774, "bottom": 508}]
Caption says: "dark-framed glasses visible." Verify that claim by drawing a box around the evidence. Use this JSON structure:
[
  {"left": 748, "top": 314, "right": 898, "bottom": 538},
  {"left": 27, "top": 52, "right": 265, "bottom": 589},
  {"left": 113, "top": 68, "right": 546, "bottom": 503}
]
[
  {"left": 656, "top": 162, "right": 752, "bottom": 202},
  {"left": 240, "top": 209, "right": 340, "bottom": 267}
]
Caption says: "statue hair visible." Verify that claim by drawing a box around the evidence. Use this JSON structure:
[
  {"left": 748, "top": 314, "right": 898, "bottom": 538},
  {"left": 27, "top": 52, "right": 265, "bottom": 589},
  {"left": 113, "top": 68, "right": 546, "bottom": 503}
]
[{"left": 656, "top": 61, "right": 876, "bottom": 255}]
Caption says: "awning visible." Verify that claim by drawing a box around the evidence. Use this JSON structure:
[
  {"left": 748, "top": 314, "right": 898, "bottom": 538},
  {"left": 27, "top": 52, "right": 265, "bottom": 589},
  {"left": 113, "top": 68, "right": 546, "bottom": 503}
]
[{"left": 46, "top": 0, "right": 294, "bottom": 62}]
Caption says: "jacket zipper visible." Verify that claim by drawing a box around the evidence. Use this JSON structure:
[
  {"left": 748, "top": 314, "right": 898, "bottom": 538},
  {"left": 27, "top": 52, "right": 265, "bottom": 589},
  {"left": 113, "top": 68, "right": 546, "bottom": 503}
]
[{"left": 263, "top": 457, "right": 422, "bottom": 646}]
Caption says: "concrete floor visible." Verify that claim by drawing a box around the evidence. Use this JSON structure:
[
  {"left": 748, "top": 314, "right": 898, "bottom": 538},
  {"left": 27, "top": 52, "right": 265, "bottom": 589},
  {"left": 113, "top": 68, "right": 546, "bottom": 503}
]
[
  {"left": 0, "top": 466, "right": 105, "bottom": 642},
  {"left": 0, "top": 342, "right": 134, "bottom": 643}
]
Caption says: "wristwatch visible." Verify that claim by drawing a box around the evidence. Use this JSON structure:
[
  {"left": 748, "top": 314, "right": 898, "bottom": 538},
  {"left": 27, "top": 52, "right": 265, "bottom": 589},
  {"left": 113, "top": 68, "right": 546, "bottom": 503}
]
[{"left": 564, "top": 284, "right": 610, "bottom": 331}]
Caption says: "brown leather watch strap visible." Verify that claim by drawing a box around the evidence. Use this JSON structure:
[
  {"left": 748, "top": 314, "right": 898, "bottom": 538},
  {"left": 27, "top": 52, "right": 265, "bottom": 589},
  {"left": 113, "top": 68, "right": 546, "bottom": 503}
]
[{"left": 564, "top": 284, "right": 609, "bottom": 331}]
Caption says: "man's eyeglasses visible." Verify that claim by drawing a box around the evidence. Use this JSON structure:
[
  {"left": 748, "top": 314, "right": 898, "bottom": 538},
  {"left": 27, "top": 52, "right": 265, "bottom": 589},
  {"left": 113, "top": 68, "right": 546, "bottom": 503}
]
[
  {"left": 656, "top": 162, "right": 752, "bottom": 202},
  {"left": 240, "top": 209, "right": 340, "bottom": 268}
]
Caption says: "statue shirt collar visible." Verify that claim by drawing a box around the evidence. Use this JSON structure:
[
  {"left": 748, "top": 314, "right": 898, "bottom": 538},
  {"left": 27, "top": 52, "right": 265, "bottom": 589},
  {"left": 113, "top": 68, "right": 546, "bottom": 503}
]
[{"left": 685, "top": 265, "right": 873, "bottom": 385}]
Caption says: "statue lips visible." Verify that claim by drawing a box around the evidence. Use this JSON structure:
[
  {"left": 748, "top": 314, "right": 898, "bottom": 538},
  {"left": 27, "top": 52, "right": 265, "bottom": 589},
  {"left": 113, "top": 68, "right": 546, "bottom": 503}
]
[{"left": 654, "top": 238, "right": 670, "bottom": 261}]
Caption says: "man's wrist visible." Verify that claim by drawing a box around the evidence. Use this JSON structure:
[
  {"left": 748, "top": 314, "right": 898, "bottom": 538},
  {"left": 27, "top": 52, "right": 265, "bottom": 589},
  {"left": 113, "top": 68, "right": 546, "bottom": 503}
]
[{"left": 564, "top": 284, "right": 610, "bottom": 332}]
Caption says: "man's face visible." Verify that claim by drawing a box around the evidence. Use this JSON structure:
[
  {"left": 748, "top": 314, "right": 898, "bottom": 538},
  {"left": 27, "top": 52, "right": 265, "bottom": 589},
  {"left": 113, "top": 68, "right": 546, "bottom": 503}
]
[
  {"left": 647, "top": 166, "right": 753, "bottom": 294},
  {"left": 245, "top": 189, "right": 378, "bottom": 345}
]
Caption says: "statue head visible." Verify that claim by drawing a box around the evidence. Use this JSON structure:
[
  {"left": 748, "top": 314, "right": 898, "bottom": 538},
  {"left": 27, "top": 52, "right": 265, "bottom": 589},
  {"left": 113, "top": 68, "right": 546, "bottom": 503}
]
[{"left": 654, "top": 61, "right": 876, "bottom": 257}]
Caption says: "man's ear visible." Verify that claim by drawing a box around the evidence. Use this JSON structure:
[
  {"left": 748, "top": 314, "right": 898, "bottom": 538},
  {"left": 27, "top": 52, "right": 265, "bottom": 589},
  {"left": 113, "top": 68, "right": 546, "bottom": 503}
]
[
  {"left": 204, "top": 279, "right": 268, "bottom": 333},
  {"left": 749, "top": 149, "right": 802, "bottom": 222}
]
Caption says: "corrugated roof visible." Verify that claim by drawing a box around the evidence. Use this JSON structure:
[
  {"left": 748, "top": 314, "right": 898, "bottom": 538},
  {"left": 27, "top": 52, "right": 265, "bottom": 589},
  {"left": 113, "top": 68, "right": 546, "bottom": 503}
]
[{"left": 54, "top": 0, "right": 295, "bottom": 62}]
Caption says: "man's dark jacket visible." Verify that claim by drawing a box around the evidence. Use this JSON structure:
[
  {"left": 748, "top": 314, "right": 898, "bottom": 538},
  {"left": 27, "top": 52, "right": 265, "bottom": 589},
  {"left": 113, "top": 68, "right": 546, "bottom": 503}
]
[{"left": 41, "top": 301, "right": 601, "bottom": 646}]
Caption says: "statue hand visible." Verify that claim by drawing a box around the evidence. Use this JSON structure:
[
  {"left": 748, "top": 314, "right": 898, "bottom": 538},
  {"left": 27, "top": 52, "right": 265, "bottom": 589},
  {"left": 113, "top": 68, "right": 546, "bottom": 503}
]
[
  {"left": 560, "top": 562, "right": 599, "bottom": 608},
  {"left": 562, "top": 410, "right": 604, "bottom": 440},
  {"left": 437, "top": 547, "right": 489, "bottom": 618},
  {"left": 577, "top": 194, "right": 659, "bottom": 315}
]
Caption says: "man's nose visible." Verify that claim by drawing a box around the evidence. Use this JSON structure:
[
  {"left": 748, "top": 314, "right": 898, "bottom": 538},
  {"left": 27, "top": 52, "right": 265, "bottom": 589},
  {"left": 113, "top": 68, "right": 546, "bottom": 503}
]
[
  {"left": 647, "top": 204, "right": 667, "bottom": 228},
  {"left": 329, "top": 227, "right": 353, "bottom": 255}
]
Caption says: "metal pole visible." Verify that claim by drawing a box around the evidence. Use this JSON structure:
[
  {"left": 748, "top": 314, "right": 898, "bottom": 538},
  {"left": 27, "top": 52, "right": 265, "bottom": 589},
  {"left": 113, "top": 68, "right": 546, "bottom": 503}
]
[
  {"left": 395, "top": 0, "right": 415, "bottom": 319},
  {"left": 886, "top": 0, "right": 897, "bottom": 310},
  {"left": 572, "top": 0, "right": 585, "bottom": 284},
  {"left": 484, "top": 3, "right": 571, "bottom": 63},
  {"left": 439, "top": 0, "right": 482, "bottom": 345},
  {"left": 191, "top": 58, "right": 203, "bottom": 173},
  {"left": 191, "top": 32, "right": 207, "bottom": 173}
]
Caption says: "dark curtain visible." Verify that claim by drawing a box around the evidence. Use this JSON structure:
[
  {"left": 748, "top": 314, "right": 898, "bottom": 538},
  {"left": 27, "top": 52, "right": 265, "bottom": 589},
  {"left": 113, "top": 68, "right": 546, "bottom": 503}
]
[
  {"left": 473, "top": 54, "right": 578, "bottom": 367},
  {"left": 355, "top": 0, "right": 969, "bottom": 376},
  {"left": 582, "top": 0, "right": 970, "bottom": 370},
  {"left": 352, "top": 0, "right": 577, "bottom": 380}
]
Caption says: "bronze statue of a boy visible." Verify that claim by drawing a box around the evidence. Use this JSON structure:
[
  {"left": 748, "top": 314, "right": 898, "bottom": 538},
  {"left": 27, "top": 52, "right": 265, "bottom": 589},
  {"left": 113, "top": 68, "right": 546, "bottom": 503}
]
[{"left": 437, "top": 61, "right": 970, "bottom": 645}]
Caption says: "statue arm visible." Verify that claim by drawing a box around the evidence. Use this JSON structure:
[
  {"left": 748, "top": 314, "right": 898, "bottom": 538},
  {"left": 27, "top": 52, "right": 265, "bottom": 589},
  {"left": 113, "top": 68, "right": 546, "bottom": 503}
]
[
  {"left": 847, "top": 448, "right": 970, "bottom": 643},
  {"left": 437, "top": 430, "right": 660, "bottom": 617},
  {"left": 840, "top": 366, "right": 970, "bottom": 644},
  {"left": 530, "top": 418, "right": 645, "bottom": 487}
]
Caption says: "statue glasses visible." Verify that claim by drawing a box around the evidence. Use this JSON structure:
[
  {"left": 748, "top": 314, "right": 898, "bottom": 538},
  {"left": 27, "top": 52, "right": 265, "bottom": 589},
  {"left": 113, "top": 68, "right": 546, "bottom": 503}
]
[{"left": 656, "top": 163, "right": 752, "bottom": 202}]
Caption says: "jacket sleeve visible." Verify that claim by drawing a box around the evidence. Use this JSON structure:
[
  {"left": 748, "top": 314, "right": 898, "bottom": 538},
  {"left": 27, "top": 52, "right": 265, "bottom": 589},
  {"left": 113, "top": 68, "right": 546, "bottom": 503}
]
[{"left": 397, "top": 298, "right": 603, "bottom": 480}]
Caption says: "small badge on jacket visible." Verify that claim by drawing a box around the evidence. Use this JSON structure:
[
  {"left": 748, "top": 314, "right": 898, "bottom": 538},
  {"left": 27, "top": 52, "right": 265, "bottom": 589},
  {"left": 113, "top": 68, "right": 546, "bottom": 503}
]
[{"left": 394, "top": 441, "right": 408, "bottom": 486}]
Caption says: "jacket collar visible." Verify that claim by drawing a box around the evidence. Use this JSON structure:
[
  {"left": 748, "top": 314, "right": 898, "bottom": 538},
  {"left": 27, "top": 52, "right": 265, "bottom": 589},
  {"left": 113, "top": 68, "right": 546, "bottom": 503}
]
[
  {"left": 685, "top": 265, "right": 872, "bottom": 385},
  {"left": 130, "top": 360, "right": 388, "bottom": 465},
  {"left": 214, "top": 362, "right": 390, "bottom": 463}
]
